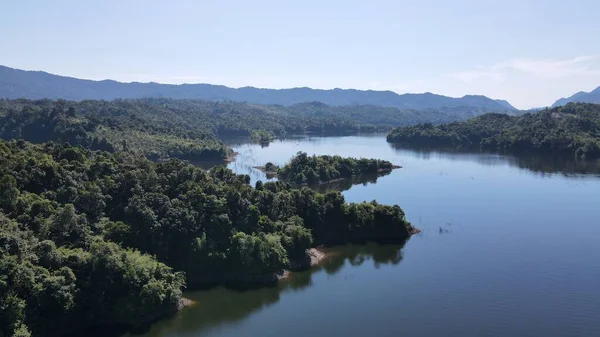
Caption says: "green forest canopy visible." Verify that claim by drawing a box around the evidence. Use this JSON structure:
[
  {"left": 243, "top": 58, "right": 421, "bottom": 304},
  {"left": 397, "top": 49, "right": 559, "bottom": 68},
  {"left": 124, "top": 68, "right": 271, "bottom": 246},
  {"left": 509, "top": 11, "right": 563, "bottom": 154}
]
[
  {"left": 386, "top": 103, "right": 600, "bottom": 159},
  {"left": 250, "top": 130, "right": 275, "bottom": 143},
  {"left": 0, "top": 98, "right": 486, "bottom": 163},
  {"left": 275, "top": 152, "right": 398, "bottom": 185},
  {"left": 0, "top": 140, "right": 414, "bottom": 337}
]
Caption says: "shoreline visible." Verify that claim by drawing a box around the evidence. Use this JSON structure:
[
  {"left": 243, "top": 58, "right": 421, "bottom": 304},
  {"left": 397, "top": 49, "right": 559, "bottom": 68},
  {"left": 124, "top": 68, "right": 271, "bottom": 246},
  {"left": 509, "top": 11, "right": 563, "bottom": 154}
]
[
  {"left": 225, "top": 151, "right": 239, "bottom": 163},
  {"left": 178, "top": 297, "right": 195, "bottom": 310},
  {"left": 110, "top": 234, "right": 418, "bottom": 335},
  {"left": 278, "top": 247, "right": 329, "bottom": 281},
  {"left": 253, "top": 165, "right": 278, "bottom": 175},
  {"left": 409, "top": 226, "right": 422, "bottom": 235}
]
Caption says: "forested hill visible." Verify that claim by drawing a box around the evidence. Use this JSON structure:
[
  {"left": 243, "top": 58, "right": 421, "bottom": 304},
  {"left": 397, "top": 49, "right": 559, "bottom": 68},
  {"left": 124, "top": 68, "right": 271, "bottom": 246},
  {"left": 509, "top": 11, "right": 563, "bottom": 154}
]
[
  {"left": 0, "top": 65, "right": 515, "bottom": 113},
  {"left": 0, "top": 139, "right": 415, "bottom": 337},
  {"left": 0, "top": 99, "right": 232, "bottom": 162},
  {"left": 0, "top": 98, "right": 489, "bottom": 162},
  {"left": 386, "top": 103, "right": 600, "bottom": 159},
  {"left": 552, "top": 86, "right": 600, "bottom": 107}
]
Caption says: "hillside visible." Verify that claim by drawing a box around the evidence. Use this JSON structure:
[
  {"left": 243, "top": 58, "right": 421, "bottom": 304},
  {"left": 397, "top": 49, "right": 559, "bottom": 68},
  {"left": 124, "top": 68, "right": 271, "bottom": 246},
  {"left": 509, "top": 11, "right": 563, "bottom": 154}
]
[
  {"left": 552, "top": 86, "right": 600, "bottom": 107},
  {"left": 386, "top": 103, "right": 600, "bottom": 159},
  {"left": 0, "top": 65, "right": 516, "bottom": 113},
  {"left": 0, "top": 99, "right": 232, "bottom": 162},
  {"left": 0, "top": 98, "right": 490, "bottom": 163}
]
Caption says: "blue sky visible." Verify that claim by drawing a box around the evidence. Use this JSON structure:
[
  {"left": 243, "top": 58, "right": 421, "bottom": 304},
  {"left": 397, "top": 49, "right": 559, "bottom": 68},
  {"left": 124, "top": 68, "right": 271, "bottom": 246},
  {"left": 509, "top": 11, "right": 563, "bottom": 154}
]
[{"left": 1, "top": 0, "right": 600, "bottom": 109}]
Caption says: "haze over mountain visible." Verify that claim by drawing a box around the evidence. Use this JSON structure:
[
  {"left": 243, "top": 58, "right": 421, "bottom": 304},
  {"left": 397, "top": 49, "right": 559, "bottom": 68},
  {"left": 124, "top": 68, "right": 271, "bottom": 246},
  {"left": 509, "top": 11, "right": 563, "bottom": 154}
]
[
  {"left": 0, "top": 65, "right": 516, "bottom": 112},
  {"left": 552, "top": 86, "right": 600, "bottom": 107}
]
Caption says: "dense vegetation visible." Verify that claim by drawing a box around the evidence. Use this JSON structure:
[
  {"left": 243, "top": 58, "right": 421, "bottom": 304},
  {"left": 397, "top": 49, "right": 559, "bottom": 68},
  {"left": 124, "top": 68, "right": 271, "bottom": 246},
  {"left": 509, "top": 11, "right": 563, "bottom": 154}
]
[
  {"left": 287, "top": 101, "right": 505, "bottom": 126},
  {"left": 0, "top": 98, "right": 503, "bottom": 164},
  {"left": 386, "top": 103, "right": 600, "bottom": 159},
  {"left": 1, "top": 65, "right": 516, "bottom": 112},
  {"left": 0, "top": 140, "right": 415, "bottom": 337},
  {"left": 250, "top": 130, "right": 275, "bottom": 143},
  {"left": 274, "top": 152, "right": 399, "bottom": 185},
  {"left": 0, "top": 99, "right": 231, "bottom": 162}
]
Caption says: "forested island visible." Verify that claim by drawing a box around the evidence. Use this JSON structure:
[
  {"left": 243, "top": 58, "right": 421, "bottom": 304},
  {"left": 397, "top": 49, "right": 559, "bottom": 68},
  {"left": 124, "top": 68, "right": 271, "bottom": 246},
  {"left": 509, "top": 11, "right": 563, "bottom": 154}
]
[
  {"left": 257, "top": 152, "right": 400, "bottom": 185},
  {"left": 0, "top": 139, "right": 416, "bottom": 337},
  {"left": 386, "top": 103, "right": 600, "bottom": 159},
  {"left": 250, "top": 130, "right": 275, "bottom": 143}
]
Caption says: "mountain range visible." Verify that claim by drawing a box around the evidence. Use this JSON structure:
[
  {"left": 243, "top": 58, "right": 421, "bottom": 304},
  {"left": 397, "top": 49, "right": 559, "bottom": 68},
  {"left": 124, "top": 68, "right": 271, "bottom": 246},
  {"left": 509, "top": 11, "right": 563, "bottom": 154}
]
[
  {"left": 552, "top": 86, "right": 600, "bottom": 107},
  {"left": 0, "top": 65, "right": 516, "bottom": 112}
]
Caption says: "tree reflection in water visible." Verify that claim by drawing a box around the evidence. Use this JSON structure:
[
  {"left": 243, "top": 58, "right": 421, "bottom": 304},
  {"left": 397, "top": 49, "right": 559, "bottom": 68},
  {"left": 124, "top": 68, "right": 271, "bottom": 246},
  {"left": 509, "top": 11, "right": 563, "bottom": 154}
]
[{"left": 128, "top": 240, "right": 408, "bottom": 337}]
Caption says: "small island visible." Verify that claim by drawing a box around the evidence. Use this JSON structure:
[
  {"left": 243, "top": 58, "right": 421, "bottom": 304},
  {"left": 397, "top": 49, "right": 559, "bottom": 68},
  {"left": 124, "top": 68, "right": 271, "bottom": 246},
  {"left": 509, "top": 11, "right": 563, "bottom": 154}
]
[
  {"left": 255, "top": 152, "right": 401, "bottom": 185},
  {"left": 251, "top": 130, "right": 276, "bottom": 144}
]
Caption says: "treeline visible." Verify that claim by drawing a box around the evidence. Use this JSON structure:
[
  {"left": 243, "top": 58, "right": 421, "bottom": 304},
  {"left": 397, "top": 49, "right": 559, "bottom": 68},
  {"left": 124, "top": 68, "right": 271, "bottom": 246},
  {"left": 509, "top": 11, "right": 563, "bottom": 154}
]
[
  {"left": 0, "top": 140, "right": 414, "bottom": 337},
  {"left": 0, "top": 98, "right": 486, "bottom": 163},
  {"left": 386, "top": 103, "right": 600, "bottom": 159},
  {"left": 0, "top": 99, "right": 477, "bottom": 144},
  {"left": 286, "top": 101, "right": 485, "bottom": 126},
  {"left": 0, "top": 99, "right": 231, "bottom": 162},
  {"left": 0, "top": 99, "right": 418, "bottom": 163},
  {"left": 275, "top": 152, "right": 398, "bottom": 185}
]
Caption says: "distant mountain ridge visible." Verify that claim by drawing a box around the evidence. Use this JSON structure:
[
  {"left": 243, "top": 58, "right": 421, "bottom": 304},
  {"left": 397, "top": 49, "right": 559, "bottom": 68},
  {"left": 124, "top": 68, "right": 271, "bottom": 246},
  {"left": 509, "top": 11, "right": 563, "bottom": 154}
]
[
  {"left": 552, "top": 86, "right": 600, "bottom": 107},
  {"left": 0, "top": 65, "right": 516, "bottom": 112}
]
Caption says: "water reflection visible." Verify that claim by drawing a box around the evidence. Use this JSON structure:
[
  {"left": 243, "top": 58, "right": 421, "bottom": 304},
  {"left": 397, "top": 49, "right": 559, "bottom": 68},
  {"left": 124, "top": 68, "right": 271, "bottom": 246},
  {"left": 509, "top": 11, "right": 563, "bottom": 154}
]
[
  {"left": 127, "top": 241, "right": 408, "bottom": 337},
  {"left": 388, "top": 143, "right": 600, "bottom": 176},
  {"left": 312, "top": 172, "right": 391, "bottom": 193}
]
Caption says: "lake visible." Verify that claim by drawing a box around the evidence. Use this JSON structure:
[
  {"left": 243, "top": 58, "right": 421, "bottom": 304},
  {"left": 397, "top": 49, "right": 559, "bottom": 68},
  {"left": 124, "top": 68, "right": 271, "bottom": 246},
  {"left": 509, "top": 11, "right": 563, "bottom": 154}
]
[{"left": 128, "top": 135, "right": 600, "bottom": 337}]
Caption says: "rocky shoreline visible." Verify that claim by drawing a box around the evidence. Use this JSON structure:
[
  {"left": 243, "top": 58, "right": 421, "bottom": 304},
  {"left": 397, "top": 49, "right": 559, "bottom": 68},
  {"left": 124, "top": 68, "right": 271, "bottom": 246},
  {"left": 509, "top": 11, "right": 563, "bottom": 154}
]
[{"left": 278, "top": 248, "right": 328, "bottom": 280}]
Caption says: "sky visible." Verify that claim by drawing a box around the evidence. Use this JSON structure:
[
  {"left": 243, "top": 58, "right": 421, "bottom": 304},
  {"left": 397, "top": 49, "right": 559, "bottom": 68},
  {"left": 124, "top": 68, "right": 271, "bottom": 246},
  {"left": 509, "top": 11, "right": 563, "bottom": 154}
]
[{"left": 1, "top": 0, "right": 600, "bottom": 109}]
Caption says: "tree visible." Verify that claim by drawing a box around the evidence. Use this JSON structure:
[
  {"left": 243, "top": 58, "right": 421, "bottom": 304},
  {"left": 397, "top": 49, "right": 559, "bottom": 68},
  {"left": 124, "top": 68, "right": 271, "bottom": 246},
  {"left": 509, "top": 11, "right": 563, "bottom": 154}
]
[
  {"left": 0, "top": 175, "right": 19, "bottom": 212},
  {"left": 44, "top": 204, "right": 89, "bottom": 247}
]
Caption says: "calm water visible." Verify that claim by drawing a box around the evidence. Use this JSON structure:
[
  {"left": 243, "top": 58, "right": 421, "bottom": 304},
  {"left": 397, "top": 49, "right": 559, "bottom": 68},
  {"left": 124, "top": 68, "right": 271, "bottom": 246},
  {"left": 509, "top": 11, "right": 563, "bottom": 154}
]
[{"left": 130, "top": 135, "right": 600, "bottom": 337}]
